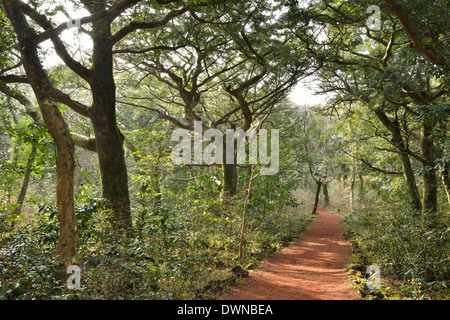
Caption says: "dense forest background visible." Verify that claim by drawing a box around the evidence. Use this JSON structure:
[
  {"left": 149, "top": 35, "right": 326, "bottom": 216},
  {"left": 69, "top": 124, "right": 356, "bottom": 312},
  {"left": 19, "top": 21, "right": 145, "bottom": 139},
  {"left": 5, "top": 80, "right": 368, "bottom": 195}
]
[{"left": 0, "top": 0, "right": 448, "bottom": 300}]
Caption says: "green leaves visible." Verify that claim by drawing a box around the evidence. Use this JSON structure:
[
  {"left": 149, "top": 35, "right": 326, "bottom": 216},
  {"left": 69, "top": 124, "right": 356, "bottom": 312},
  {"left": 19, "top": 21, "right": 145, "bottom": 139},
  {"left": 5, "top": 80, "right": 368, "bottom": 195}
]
[
  {"left": 343, "top": 207, "right": 450, "bottom": 299},
  {"left": 416, "top": 103, "right": 450, "bottom": 125}
]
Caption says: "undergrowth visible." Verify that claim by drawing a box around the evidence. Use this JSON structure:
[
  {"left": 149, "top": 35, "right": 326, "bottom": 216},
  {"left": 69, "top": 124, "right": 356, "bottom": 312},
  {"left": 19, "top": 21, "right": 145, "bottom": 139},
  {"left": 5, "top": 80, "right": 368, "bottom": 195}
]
[
  {"left": 342, "top": 206, "right": 450, "bottom": 300},
  {"left": 0, "top": 183, "right": 313, "bottom": 300}
]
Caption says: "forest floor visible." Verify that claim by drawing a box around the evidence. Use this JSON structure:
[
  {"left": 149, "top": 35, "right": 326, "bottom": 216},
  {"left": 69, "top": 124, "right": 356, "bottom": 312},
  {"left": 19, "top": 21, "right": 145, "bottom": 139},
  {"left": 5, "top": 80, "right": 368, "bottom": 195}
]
[{"left": 221, "top": 208, "right": 360, "bottom": 300}]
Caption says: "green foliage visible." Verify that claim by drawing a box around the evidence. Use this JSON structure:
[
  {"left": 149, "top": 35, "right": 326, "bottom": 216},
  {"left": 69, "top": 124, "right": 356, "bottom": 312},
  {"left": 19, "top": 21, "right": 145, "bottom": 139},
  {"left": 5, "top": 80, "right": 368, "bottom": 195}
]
[
  {"left": 1, "top": 0, "right": 449, "bottom": 301},
  {"left": 343, "top": 208, "right": 450, "bottom": 299},
  {"left": 1, "top": 163, "right": 311, "bottom": 300},
  {"left": 0, "top": 225, "right": 65, "bottom": 300},
  {"left": 37, "top": 196, "right": 107, "bottom": 245}
]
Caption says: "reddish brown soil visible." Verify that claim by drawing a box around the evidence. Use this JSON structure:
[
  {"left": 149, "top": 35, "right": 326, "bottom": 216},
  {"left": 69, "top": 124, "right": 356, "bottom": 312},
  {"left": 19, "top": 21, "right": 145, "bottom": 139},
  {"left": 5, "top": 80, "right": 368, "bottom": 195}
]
[{"left": 222, "top": 208, "right": 360, "bottom": 300}]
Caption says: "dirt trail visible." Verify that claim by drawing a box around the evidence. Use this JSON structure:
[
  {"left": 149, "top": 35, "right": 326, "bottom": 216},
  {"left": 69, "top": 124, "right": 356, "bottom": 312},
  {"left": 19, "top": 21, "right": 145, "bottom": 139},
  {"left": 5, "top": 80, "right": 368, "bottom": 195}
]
[{"left": 222, "top": 208, "right": 360, "bottom": 300}]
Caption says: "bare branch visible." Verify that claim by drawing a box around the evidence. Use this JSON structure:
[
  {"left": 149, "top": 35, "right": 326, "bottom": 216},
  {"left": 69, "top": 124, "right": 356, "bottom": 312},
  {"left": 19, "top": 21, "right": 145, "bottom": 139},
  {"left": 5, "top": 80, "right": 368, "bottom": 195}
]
[{"left": 51, "top": 89, "right": 91, "bottom": 118}]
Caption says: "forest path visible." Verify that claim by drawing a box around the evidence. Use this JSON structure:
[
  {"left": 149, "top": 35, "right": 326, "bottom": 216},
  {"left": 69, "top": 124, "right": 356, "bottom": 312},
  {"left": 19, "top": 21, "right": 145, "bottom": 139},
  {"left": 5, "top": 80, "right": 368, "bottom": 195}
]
[{"left": 221, "top": 208, "right": 360, "bottom": 300}]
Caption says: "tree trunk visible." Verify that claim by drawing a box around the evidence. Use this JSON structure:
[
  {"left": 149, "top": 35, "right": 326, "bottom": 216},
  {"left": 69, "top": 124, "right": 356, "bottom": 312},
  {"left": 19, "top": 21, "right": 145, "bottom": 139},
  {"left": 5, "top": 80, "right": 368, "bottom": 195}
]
[
  {"left": 221, "top": 162, "right": 237, "bottom": 200},
  {"left": 239, "top": 167, "right": 257, "bottom": 265},
  {"left": 421, "top": 122, "right": 438, "bottom": 214},
  {"left": 374, "top": 108, "right": 421, "bottom": 211},
  {"left": 3, "top": 0, "right": 77, "bottom": 262},
  {"left": 350, "top": 174, "right": 355, "bottom": 213},
  {"left": 311, "top": 180, "right": 322, "bottom": 215},
  {"left": 12, "top": 145, "right": 37, "bottom": 218},
  {"left": 441, "top": 165, "right": 450, "bottom": 207},
  {"left": 358, "top": 172, "right": 364, "bottom": 198},
  {"left": 91, "top": 106, "right": 131, "bottom": 230},
  {"left": 89, "top": 13, "right": 132, "bottom": 231},
  {"left": 6, "top": 109, "right": 20, "bottom": 204},
  {"left": 322, "top": 183, "right": 329, "bottom": 207},
  {"left": 392, "top": 131, "right": 422, "bottom": 211},
  {"left": 52, "top": 125, "right": 77, "bottom": 262}
]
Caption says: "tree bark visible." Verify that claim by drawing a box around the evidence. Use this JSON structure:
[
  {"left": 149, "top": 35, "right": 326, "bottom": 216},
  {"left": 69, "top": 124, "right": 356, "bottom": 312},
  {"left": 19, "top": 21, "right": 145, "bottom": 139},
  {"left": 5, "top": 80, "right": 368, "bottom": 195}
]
[
  {"left": 374, "top": 108, "right": 421, "bottom": 211},
  {"left": 3, "top": 0, "right": 77, "bottom": 262},
  {"left": 322, "top": 183, "right": 329, "bottom": 207},
  {"left": 384, "top": 0, "right": 448, "bottom": 70},
  {"left": 12, "top": 145, "right": 37, "bottom": 218},
  {"left": 239, "top": 167, "right": 257, "bottom": 265},
  {"left": 350, "top": 173, "right": 355, "bottom": 213},
  {"left": 441, "top": 164, "right": 450, "bottom": 207},
  {"left": 222, "top": 162, "right": 237, "bottom": 200},
  {"left": 89, "top": 9, "right": 132, "bottom": 231},
  {"left": 392, "top": 131, "right": 422, "bottom": 211},
  {"left": 420, "top": 122, "right": 438, "bottom": 213},
  {"left": 358, "top": 172, "right": 364, "bottom": 198},
  {"left": 6, "top": 107, "right": 20, "bottom": 204},
  {"left": 311, "top": 180, "right": 322, "bottom": 215},
  {"left": 221, "top": 133, "right": 238, "bottom": 201}
]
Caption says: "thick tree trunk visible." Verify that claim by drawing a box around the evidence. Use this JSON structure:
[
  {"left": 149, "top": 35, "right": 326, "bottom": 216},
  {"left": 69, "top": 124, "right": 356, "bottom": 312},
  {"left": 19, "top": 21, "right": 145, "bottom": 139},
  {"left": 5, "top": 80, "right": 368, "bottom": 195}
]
[
  {"left": 222, "top": 162, "right": 237, "bottom": 200},
  {"left": 89, "top": 13, "right": 132, "bottom": 231},
  {"left": 52, "top": 124, "right": 77, "bottom": 261},
  {"left": 311, "top": 180, "right": 322, "bottom": 215},
  {"left": 3, "top": 0, "right": 77, "bottom": 262},
  {"left": 421, "top": 123, "right": 438, "bottom": 213},
  {"left": 221, "top": 133, "right": 238, "bottom": 201},
  {"left": 91, "top": 105, "right": 131, "bottom": 230}
]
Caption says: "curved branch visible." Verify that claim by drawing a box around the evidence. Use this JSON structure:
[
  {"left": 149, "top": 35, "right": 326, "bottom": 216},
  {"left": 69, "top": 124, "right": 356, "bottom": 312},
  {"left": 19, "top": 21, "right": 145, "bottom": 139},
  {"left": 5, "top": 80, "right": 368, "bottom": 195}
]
[
  {"left": 111, "top": 5, "right": 190, "bottom": 45},
  {"left": 19, "top": 0, "right": 92, "bottom": 82},
  {"left": 385, "top": 0, "right": 448, "bottom": 70},
  {"left": 51, "top": 89, "right": 91, "bottom": 118}
]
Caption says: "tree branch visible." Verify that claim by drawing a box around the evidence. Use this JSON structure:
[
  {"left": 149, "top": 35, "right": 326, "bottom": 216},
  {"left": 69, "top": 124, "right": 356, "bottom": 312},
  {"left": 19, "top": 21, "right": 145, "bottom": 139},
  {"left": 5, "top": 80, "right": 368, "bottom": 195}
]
[
  {"left": 19, "top": 0, "right": 92, "bottom": 82},
  {"left": 71, "top": 133, "right": 97, "bottom": 152},
  {"left": 0, "top": 81, "right": 96, "bottom": 152},
  {"left": 36, "top": 0, "right": 142, "bottom": 42},
  {"left": 51, "top": 89, "right": 91, "bottom": 118},
  {"left": 385, "top": 0, "right": 448, "bottom": 70},
  {"left": 111, "top": 5, "right": 190, "bottom": 45}
]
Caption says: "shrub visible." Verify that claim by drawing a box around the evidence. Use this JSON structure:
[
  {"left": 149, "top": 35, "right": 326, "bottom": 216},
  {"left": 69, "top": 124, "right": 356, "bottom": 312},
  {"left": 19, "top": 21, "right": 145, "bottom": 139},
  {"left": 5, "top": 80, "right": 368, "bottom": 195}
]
[{"left": 342, "top": 207, "right": 450, "bottom": 299}]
